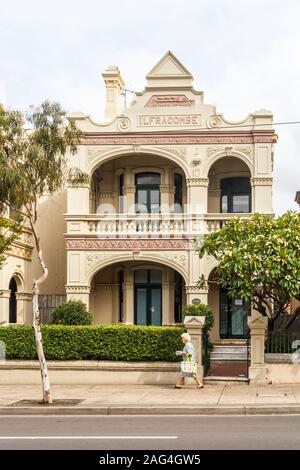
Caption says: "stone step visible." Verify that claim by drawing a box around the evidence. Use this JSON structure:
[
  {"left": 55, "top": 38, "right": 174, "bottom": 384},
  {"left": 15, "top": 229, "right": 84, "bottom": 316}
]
[
  {"left": 213, "top": 345, "right": 250, "bottom": 352},
  {"left": 204, "top": 376, "right": 249, "bottom": 385},
  {"left": 211, "top": 354, "right": 248, "bottom": 361}
]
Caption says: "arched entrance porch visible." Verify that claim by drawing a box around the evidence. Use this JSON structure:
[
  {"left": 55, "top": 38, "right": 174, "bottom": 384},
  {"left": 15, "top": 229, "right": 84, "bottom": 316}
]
[{"left": 89, "top": 261, "right": 186, "bottom": 325}]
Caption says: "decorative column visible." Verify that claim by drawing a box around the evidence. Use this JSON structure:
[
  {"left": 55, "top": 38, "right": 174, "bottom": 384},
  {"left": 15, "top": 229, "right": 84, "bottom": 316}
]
[
  {"left": 185, "top": 286, "right": 208, "bottom": 305},
  {"left": 66, "top": 285, "right": 91, "bottom": 310},
  {"left": 111, "top": 283, "right": 120, "bottom": 323},
  {"left": 184, "top": 315, "right": 206, "bottom": 382},
  {"left": 123, "top": 186, "right": 136, "bottom": 215},
  {"left": 251, "top": 177, "right": 273, "bottom": 213},
  {"left": 247, "top": 313, "right": 268, "bottom": 384},
  {"left": 186, "top": 177, "right": 209, "bottom": 215},
  {"left": 162, "top": 269, "right": 171, "bottom": 325},
  {"left": 16, "top": 292, "right": 32, "bottom": 324},
  {"left": 123, "top": 270, "right": 134, "bottom": 324},
  {"left": 0, "top": 290, "right": 10, "bottom": 325},
  {"left": 160, "top": 185, "right": 171, "bottom": 213}
]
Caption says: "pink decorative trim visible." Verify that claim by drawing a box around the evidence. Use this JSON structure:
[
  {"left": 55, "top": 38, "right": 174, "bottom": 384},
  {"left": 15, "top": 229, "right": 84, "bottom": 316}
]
[
  {"left": 81, "top": 130, "right": 275, "bottom": 146},
  {"left": 66, "top": 238, "right": 191, "bottom": 250},
  {"left": 145, "top": 95, "right": 193, "bottom": 107}
]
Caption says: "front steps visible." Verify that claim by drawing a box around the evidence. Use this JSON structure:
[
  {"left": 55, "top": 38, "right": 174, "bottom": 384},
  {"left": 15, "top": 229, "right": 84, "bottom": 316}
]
[
  {"left": 211, "top": 345, "right": 249, "bottom": 362},
  {"left": 206, "top": 342, "right": 250, "bottom": 381}
]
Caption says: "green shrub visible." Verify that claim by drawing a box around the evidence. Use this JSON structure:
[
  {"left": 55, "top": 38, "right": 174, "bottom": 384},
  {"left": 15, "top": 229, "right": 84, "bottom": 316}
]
[
  {"left": 51, "top": 301, "right": 92, "bottom": 325},
  {"left": 182, "top": 303, "right": 214, "bottom": 333},
  {"left": 0, "top": 325, "right": 184, "bottom": 361}
]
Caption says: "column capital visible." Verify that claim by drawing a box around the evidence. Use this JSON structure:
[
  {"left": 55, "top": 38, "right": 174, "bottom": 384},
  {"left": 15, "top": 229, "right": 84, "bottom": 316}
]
[
  {"left": 250, "top": 177, "right": 273, "bottom": 186},
  {"left": 123, "top": 185, "right": 136, "bottom": 194},
  {"left": 187, "top": 177, "right": 209, "bottom": 187},
  {"left": 15, "top": 292, "right": 32, "bottom": 301},
  {"left": 0, "top": 290, "right": 11, "bottom": 299},
  {"left": 65, "top": 285, "right": 91, "bottom": 294}
]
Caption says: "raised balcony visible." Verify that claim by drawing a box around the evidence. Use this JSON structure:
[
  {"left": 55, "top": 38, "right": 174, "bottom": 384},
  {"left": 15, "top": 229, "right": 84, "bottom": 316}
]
[{"left": 66, "top": 212, "right": 255, "bottom": 238}]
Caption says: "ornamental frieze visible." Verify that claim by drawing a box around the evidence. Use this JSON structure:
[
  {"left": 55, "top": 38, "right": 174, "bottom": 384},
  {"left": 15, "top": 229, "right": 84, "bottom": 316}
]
[
  {"left": 145, "top": 95, "right": 194, "bottom": 108},
  {"left": 207, "top": 145, "right": 253, "bottom": 157},
  {"left": 81, "top": 132, "right": 274, "bottom": 146},
  {"left": 67, "top": 238, "right": 191, "bottom": 251}
]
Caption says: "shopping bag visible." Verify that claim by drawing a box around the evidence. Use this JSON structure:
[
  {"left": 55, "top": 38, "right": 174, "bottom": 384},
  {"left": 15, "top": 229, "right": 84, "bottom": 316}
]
[{"left": 180, "top": 360, "right": 197, "bottom": 375}]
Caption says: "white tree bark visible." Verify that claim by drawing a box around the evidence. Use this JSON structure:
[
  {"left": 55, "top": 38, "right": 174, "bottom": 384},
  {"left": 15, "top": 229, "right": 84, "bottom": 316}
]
[{"left": 30, "top": 220, "right": 52, "bottom": 404}]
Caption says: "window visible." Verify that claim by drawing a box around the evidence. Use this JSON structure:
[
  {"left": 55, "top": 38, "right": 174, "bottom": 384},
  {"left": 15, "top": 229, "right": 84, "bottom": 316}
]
[
  {"left": 174, "top": 173, "right": 183, "bottom": 212},
  {"left": 135, "top": 173, "right": 161, "bottom": 214},
  {"left": 220, "top": 177, "right": 251, "bottom": 213},
  {"left": 119, "top": 174, "right": 124, "bottom": 213}
]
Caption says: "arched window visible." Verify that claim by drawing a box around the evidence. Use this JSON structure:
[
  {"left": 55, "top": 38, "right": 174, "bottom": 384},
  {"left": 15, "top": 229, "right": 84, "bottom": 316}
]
[{"left": 9, "top": 278, "right": 17, "bottom": 324}]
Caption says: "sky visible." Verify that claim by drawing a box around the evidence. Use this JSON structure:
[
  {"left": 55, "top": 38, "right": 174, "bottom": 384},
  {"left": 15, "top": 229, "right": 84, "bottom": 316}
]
[{"left": 0, "top": 0, "right": 299, "bottom": 214}]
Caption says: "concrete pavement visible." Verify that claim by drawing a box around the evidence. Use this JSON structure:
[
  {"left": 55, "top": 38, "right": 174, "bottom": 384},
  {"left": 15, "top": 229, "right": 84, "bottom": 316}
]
[{"left": 1, "top": 383, "right": 300, "bottom": 415}]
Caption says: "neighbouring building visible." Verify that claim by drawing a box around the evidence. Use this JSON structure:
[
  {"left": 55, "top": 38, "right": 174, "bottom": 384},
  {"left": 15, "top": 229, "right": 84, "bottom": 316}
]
[
  {"left": 295, "top": 191, "right": 300, "bottom": 208},
  {"left": 2, "top": 52, "right": 277, "bottom": 341},
  {"left": 0, "top": 207, "right": 33, "bottom": 324}
]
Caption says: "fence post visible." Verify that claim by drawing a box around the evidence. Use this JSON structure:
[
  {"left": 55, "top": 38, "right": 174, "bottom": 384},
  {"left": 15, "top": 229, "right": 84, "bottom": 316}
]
[
  {"left": 184, "top": 315, "right": 206, "bottom": 382},
  {"left": 247, "top": 313, "right": 268, "bottom": 384}
]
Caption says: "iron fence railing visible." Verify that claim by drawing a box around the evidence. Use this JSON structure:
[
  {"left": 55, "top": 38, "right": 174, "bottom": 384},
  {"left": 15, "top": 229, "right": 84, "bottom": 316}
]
[{"left": 265, "top": 331, "right": 300, "bottom": 354}]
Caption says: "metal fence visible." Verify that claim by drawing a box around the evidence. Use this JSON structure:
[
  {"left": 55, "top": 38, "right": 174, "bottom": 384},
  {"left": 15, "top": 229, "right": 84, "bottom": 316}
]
[
  {"left": 38, "top": 294, "right": 66, "bottom": 323},
  {"left": 265, "top": 331, "right": 300, "bottom": 354}
]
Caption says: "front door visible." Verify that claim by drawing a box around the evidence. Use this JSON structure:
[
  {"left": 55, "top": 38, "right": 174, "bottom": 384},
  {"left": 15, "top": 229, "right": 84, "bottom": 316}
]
[
  {"left": 220, "top": 289, "right": 249, "bottom": 339},
  {"left": 134, "top": 270, "right": 162, "bottom": 325}
]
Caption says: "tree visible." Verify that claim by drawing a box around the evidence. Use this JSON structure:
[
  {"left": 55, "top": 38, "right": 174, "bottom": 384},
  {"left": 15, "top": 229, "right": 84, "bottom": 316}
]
[
  {"left": 0, "top": 101, "right": 88, "bottom": 403},
  {"left": 0, "top": 215, "right": 22, "bottom": 269},
  {"left": 197, "top": 212, "right": 300, "bottom": 331}
]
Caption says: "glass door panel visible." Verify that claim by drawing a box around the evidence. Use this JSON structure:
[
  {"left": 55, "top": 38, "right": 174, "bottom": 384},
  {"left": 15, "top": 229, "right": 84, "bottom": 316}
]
[
  {"left": 150, "top": 287, "right": 162, "bottom": 326},
  {"left": 136, "top": 189, "right": 148, "bottom": 213},
  {"left": 135, "top": 288, "right": 147, "bottom": 325},
  {"left": 150, "top": 189, "right": 160, "bottom": 213},
  {"left": 231, "top": 299, "right": 245, "bottom": 336}
]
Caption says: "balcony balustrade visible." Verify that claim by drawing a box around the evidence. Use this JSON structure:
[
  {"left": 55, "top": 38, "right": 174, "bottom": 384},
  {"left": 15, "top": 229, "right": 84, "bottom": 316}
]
[{"left": 66, "top": 212, "right": 254, "bottom": 237}]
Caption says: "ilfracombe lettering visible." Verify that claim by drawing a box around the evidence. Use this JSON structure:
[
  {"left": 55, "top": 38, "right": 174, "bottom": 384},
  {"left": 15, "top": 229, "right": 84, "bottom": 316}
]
[{"left": 137, "top": 114, "right": 201, "bottom": 127}]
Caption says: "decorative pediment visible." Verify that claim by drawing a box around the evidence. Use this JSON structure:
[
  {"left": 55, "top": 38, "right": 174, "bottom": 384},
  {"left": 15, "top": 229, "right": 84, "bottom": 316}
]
[
  {"left": 247, "top": 314, "right": 268, "bottom": 329},
  {"left": 145, "top": 51, "right": 194, "bottom": 89},
  {"left": 146, "top": 51, "right": 193, "bottom": 79}
]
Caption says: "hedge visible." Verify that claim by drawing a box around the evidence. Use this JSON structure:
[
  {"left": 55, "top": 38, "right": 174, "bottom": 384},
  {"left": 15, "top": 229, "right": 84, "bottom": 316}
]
[{"left": 0, "top": 325, "right": 184, "bottom": 361}]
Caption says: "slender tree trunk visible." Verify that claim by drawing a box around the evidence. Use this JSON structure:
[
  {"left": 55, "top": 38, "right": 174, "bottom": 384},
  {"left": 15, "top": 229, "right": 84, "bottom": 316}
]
[{"left": 30, "top": 219, "right": 52, "bottom": 404}]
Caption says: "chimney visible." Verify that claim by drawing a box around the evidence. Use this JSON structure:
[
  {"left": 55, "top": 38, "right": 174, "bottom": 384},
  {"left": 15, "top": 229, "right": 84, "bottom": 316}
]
[{"left": 102, "top": 65, "right": 125, "bottom": 119}]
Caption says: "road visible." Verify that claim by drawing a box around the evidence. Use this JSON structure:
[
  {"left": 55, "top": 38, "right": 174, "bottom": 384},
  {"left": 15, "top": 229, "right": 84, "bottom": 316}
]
[{"left": 0, "top": 415, "right": 299, "bottom": 450}]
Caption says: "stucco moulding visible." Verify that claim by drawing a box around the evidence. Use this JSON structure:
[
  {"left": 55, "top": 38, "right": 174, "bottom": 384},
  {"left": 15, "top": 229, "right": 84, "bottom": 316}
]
[
  {"left": 145, "top": 94, "right": 194, "bottom": 108},
  {"left": 66, "top": 238, "right": 191, "bottom": 251},
  {"left": 81, "top": 130, "right": 275, "bottom": 147}
]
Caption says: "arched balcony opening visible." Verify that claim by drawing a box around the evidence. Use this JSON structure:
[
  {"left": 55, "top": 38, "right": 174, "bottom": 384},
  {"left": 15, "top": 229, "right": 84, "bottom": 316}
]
[
  {"left": 89, "top": 153, "right": 187, "bottom": 215},
  {"left": 83, "top": 153, "right": 188, "bottom": 237},
  {"left": 89, "top": 260, "right": 186, "bottom": 326},
  {"left": 207, "top": 156, "right": 252, "bottom": 232}
]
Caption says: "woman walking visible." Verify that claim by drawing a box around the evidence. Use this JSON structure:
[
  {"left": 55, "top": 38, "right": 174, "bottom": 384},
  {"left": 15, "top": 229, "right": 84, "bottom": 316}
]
[{"left": 175, "top": 332, "right": 203, "bottom": 389}]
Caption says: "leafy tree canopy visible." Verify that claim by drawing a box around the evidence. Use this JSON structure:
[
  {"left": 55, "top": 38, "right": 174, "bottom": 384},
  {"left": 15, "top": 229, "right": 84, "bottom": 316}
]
[{"left": 197, "top": 212, "right": 300, "bottom": 329}]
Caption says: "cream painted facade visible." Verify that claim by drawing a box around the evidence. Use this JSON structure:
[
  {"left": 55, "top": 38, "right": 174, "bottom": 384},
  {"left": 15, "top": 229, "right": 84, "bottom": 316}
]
[
  {"left": 0, "top": 221, "right": 34, "bottom": 324},
  {"left": 2, "top": 52, "right": 276, "bottom": 340}
]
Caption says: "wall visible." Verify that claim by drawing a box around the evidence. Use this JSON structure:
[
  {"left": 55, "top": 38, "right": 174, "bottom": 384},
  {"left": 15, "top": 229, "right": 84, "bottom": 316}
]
[{"left": 31, "top": 191, "right": 67, "bottom": 295}]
